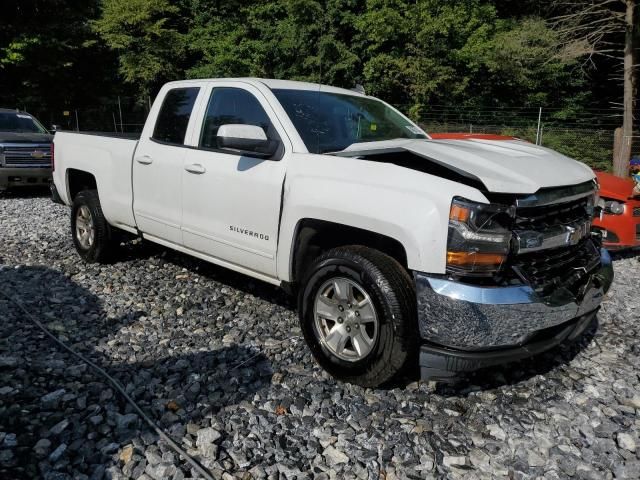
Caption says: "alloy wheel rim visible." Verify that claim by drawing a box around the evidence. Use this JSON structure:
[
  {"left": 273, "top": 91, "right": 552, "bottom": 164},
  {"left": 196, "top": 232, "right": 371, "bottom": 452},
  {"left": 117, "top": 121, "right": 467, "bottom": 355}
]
[
  {"left": 313, "top": 277, "right": 379, "bottom": 362},
  {"left": 75, "top": 205, "right": 95, "bottom": 249}
]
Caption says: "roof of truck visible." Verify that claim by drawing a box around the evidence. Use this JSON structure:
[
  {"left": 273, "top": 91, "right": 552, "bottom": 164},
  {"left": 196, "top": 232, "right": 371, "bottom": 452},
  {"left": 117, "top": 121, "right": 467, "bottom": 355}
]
[
  {"left": 254, "top": 78, "right": 364, "bottom": 96},
  {"left": 165, "top": 78, "right": 365, "bottom": 97}
]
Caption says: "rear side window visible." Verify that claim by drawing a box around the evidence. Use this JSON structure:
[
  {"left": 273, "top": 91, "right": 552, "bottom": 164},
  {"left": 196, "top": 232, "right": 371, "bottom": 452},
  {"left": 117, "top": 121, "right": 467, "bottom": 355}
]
[
  {"left": 153, "top": 87, "right": 200, "bottom": 144},
  {"left": 200, "top": 87, "right": 274, "bottom": 149}
]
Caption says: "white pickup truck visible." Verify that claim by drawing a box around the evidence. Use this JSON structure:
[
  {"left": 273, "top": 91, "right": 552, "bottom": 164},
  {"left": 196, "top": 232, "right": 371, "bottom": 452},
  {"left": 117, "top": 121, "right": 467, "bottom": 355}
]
[{"left": 51, "top": 78, "right": 613, "bottom": 387}]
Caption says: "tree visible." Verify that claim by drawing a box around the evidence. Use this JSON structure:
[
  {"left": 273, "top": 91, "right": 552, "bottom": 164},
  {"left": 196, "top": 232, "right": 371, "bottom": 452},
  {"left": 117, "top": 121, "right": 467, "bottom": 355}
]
[
  {"left": 0, "top": 0, "right": 117, "bottom": 125},
  {"left": 93, "top": 0, "right": 187, "bottom": 99},
  {"left": 354, "top": 0, "right": 583, "bottom": 120},
  {"left": 551, "top": 0, "right": 638, "bottom": 177},
  {"left": 186, "top": 0, "right": 361, "bottom": 87}
]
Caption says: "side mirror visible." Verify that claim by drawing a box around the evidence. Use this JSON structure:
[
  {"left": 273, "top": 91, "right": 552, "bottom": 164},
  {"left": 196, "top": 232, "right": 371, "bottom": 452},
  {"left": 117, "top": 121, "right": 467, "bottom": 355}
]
[
  {"left": 50, "top": 125, "right": 59, "bottom": 132},
  {"left": 217, "top": 124, "right": 279, "bottom": 158}
]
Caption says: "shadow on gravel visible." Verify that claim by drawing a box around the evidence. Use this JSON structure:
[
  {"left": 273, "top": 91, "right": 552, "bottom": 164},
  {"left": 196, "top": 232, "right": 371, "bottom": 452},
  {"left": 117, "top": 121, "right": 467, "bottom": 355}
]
[
  {"left": 0, "top": 185, "right": 50, "bottom": 199},
  {"left": 0, "top": 265, "right": 272, "bottom": 479},
  {"left": 609, "top": 248, "right": 640, "bottom": 261},
  {"left": 128, "top": 243, "right": 294, "bottom": 310}
]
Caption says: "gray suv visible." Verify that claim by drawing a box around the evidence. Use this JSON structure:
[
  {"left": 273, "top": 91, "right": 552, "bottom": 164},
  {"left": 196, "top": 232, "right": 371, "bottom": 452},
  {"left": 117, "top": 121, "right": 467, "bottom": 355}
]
[{"left": 0, "top": 109, "right": 53, "bottom": 190}]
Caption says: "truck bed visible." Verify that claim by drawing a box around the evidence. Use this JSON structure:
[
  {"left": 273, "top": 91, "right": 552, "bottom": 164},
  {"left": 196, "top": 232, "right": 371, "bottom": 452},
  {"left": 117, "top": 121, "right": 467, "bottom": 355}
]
[
  {"left": 56, "top": 130, "right": 140, "bottom": 140},
  {"left": 53, "top": 131, "right": 138, "bottom": 231}
]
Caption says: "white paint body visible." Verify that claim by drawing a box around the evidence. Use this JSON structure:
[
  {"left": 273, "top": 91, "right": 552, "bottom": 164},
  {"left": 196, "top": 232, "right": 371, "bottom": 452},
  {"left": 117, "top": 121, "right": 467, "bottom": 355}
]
[{"left": 52, "top": 78, "right": 596, "bottom": 285}]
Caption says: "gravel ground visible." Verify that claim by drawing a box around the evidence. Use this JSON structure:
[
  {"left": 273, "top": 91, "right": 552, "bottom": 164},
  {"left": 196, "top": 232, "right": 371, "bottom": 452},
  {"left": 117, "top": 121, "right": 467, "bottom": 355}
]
[{"left": 0, "top": 190, "right": 639, "bottom": 480}]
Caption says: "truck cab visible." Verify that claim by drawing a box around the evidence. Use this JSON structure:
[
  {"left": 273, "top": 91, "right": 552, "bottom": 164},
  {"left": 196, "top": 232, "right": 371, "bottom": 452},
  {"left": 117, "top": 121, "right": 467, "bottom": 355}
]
[
  {"left": 51, "top": 78, "right": 614, "bottom": 386},
  {"left": 0, "top": 109, "right": 53, "bottom": 190}
]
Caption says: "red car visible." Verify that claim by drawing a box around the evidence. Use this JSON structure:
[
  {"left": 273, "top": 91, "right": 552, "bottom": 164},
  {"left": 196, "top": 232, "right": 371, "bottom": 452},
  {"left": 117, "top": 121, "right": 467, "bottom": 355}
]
[
  {"left": 429, "top": 133, "right": 640, "bottom": 250},
  {"left": 592, "top": 171, "right": 640, "bottom": 250}
]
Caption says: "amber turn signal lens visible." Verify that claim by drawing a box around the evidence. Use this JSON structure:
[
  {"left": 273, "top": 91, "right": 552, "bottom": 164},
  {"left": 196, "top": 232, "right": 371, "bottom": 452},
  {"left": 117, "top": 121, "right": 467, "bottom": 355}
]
[
  {"left": 446, "top": 251, "right": 506, "bottom": 266},
  {"left": 449, "top": 204, "right": 470, "bottom": 222}
]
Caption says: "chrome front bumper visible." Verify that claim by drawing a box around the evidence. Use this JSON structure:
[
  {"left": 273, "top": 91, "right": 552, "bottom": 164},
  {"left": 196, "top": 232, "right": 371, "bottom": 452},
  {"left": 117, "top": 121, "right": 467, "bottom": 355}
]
[{"left": 414, "top": 248, "right": 613, "bottom": 379}]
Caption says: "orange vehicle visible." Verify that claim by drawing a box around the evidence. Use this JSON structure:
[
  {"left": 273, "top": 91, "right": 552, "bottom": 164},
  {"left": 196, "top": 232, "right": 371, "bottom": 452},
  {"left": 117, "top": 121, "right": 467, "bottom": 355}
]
[
  {"left": 592, "top": 171, "right": 640, "bottom": 250},
  {"left": 429, "top": 132, "right": 640, "bottom": 250}
]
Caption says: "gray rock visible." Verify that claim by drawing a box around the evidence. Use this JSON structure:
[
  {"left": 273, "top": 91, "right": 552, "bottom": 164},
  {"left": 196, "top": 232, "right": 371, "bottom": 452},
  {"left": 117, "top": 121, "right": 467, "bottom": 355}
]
[
  {"left": 41, "top": 388, "right": 66, "bottom": 406},
  {"left": 2, "top": 433, "right": 17, "bottom": 447},
  {"left": 145, "top": 462, "right": 177, "bottom": 480},
  {"left": 49, "top": 443, "right": 67, "bottom": 462},
  {"left": 228, "top": 448, "right": 250, "bottom": 468},
  {"left": 50, "top": 419, "right": 70, "bottom": 435},
  {"left": 617, "top": 433, "right": 636, "bottom": 452},
  {"left": 34, "top": 438, "right": 52, "bottom": 457},
  {"left": 0, "top": 356, "right": 19, "bottom": 368},
  {"left": 323, "top": 446, "right": 348, "bottom": 464},
  {"left": 196, "top": 427, "right": 222, "bottom": 447},
  {"left": 443, "top": 455, "right": 468, "bottom": 468},
  {"left": 116, "top": 413, "right": 138, "bottom": 430}
]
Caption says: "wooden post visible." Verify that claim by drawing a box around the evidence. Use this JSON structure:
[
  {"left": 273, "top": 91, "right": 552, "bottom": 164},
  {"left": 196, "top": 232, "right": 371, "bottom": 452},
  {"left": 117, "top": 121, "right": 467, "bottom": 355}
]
[
  {"left": 613, "top": 127, "right": 623, "bottom": 173},
  {"left": 613, "top": 0, "right": 636, "bottom": 177}
]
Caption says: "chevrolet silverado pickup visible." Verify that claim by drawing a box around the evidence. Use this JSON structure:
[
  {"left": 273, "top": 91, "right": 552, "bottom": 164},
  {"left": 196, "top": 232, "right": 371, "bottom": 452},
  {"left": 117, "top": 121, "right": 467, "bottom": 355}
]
[
  {"left": 0, "top": 109, "right": 53, "bottom": 190},
  {"left": 51, "top": 79, "right": 614, "bottom": 386}
]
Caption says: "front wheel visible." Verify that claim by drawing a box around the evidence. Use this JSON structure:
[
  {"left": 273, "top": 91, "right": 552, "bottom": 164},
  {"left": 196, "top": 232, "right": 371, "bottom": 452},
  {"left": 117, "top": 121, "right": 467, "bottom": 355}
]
[
  {"left": 71, "top": 190, "right": 116, "bottom": 263},
  {"left": 298, "top": 246, "right": 418, "bottom": 387}
]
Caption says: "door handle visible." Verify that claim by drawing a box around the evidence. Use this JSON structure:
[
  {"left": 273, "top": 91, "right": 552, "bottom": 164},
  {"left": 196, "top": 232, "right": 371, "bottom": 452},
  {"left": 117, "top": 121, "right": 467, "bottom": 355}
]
[
  {"left": 185, "top": 163, "right": 206, "bottom": 174},
  {"left": 136, "top": 155, "right": 153, "bottom": 165}
]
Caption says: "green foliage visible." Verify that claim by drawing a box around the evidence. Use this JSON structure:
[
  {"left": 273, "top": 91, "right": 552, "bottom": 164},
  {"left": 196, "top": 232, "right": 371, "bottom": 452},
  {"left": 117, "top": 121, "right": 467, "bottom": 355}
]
[
  {"left": 0, "top": 0, "right": 622, "bottom": 166},
  {"left": 0, "top": 0, "right": 117, "bottom": 123},
  {"left": 93, "top": 0, "right": 186, "bottom": 97}
]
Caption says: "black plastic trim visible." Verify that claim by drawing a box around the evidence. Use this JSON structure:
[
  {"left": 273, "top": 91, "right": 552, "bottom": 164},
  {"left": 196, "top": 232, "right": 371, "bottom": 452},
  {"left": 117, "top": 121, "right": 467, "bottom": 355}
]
[{"left": 50, "top": 183, "right": 64, "bottom": 205}]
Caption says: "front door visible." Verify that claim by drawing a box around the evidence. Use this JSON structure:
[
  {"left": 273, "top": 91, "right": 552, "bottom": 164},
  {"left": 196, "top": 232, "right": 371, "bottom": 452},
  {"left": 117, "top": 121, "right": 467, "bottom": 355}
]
[{"left": 181, "top": 84, "right": 288, "bottom": 278}]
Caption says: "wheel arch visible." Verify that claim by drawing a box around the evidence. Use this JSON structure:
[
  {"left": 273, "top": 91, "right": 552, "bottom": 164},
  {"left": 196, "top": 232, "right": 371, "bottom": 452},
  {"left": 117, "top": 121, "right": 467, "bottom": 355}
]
[
  {"left": 66, "top": 168, "right": 98, "bottom": 202},
  {"left": 288, "top": 218, "right": 410, "bottom": 285}
]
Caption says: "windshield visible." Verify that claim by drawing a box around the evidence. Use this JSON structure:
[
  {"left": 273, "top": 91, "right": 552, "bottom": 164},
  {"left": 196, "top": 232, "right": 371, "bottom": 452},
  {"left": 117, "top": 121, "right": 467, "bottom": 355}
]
[
  {"left": 0, "top": 112, "right": 48, "bottom": 133},
  {"left": 272, "top": 89, "right": 427, "bottom": 154}
]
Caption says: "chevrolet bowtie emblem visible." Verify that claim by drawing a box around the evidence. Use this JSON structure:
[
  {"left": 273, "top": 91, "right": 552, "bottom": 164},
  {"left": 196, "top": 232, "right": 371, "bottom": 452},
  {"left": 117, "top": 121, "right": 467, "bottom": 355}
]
[{"left": 31, "top": 150, "right": 45, "bottom": 159}]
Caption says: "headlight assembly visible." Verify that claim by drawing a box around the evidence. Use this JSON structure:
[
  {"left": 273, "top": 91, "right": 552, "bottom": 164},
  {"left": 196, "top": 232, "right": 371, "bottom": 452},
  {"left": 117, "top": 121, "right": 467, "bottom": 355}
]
[
  {"left": 603, "top": 200, "right": 624, "bottom": 215},
  {"left": 446, "top": 197, "right": 515, "bottom": 276}
]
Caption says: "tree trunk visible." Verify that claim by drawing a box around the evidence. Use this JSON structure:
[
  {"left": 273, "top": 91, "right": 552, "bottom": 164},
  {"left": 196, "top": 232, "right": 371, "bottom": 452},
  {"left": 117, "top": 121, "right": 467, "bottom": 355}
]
[
  {"left": 614, "top": 0, "right": 636, "bottom": 177},
  {"left": 613, "top": 127, "right": 623, "bottom": 169}
]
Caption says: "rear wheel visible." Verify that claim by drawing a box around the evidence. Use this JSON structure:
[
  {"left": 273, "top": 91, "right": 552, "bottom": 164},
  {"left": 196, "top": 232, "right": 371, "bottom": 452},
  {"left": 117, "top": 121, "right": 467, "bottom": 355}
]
[
  {"left": 71, "top": 190, "right": 116, "bottom": 263},
  {"left": 299, "top": 246, "right": 417, "bottom": 387}
]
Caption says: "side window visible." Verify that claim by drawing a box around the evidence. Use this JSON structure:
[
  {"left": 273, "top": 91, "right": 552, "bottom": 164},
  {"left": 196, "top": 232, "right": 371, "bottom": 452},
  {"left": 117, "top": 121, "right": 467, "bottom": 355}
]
[
  {"left": 152, "top": 87, "right": 200, "bottom": 144},
  {"left": 200, "top": 87, "right": 274, "bottom": 149}
]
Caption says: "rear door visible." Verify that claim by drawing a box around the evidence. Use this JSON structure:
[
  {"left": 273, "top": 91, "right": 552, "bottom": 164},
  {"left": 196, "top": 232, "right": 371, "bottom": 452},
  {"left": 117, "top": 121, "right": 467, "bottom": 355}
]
[
  {"left": 181, "top": 82, "right": 290, "bottom": 278},
  {"left": 132, "top": 86, "right": 202, "bottom": 245}
]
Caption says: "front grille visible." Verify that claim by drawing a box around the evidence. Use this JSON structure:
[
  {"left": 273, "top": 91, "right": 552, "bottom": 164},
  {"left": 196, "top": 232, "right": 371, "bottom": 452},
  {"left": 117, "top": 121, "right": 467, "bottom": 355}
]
[
  {"left": 634, "top": 206, "right": 640, "bottom": 217},
  {"left": 2, "top": 145, "right": 51, "bottom": 167},
  {"left": 512, "top": 240, "right": 601, "bottom": 297},
  {"left": 509, "top": 192, "right": 598, "bottom": 296},
  {"left": 636, "top": 223, "right": 640, "bottom": 241},
  {"left": 4, "top": 156, "right": 51, "bottom": 167},
  {"left": 514, "top": 196, "right": 591, "bottom": 230}
]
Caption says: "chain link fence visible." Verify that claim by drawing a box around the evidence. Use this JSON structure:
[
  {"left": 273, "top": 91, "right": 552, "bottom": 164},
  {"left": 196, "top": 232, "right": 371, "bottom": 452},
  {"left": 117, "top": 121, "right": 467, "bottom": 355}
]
[
  {"left": 23, "top": 99, "right": 639, "bottom": 171},
  {"left": 415, "top": 106, "right": 640, "bottom": 172},
  {"left": 24, "top": 96, "right": 150, "bottom": 135},
  {"left": 422, "top": 122, "right": 618, "bottom": 171}
]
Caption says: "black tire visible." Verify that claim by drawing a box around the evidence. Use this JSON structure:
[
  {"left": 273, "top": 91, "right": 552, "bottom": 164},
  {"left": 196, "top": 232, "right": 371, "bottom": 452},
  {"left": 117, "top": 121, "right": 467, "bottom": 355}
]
[
  {"left": 71, "top": 190, "right": 116, "bottom": 263},
  {"left": 298, "top": 246, "right": 418, "bottom": 387}
]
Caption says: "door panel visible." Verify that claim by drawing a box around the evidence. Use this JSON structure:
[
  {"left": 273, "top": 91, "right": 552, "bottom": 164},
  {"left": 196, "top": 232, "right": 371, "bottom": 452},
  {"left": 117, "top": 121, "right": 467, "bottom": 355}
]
[
  {"left": 132, "top": 86, "right": 201, "bottom": 244},
  {"left": 181, "top": 85, "right": 287, "bottom": 277},
  {"left": 133, "top": 140, "right": 188, "bottom": 244},
  {"left": 182, "top": 152, "right": 285, "bottom": 275}
]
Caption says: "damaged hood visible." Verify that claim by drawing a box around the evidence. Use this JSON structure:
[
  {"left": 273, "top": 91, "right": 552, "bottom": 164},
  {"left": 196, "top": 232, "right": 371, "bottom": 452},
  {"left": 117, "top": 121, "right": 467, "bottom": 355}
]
[{"left": 333, "top": 138, "right": 595, "bottom": 194}]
